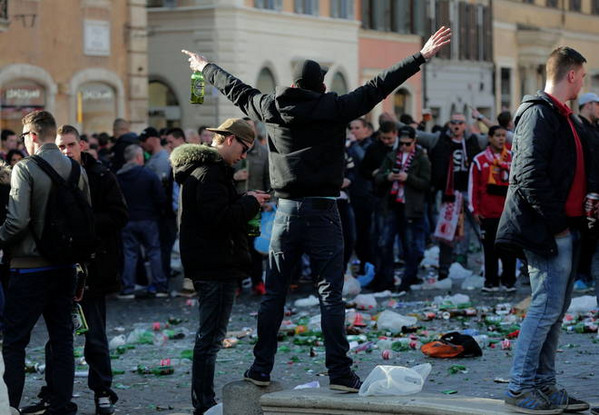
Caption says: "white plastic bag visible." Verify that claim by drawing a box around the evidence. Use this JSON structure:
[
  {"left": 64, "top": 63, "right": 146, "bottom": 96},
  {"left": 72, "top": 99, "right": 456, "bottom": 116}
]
[
  {"left": 354, "top": 294, "right": 377, "bottom": 310},
  {"left": 568, "top": 296, "right": 598, "bottom": 313},
  {"left": 460, "top": 275, "right": 484, "bottom": 290},
  {"left": 376, "top": 310, "right": 417, "bottom": 333},
  {"left": 294, "top": 295, "right": 319, "bottom": 307},
  {"left": 448, "top": 262, "right": 473, "bottom": 280},
  {"left": 342, "top": 274, "right": 361, "bottom": 297},
  {"left": 359, "top": 364, "right": 432, "bottom": 396}
]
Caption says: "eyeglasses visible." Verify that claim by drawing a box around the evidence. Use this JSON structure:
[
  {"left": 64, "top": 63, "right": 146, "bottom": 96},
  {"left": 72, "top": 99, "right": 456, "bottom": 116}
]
[
  {"left": 399, "top": 141, "right": 413, "bottom": 146},
  {"left": 450, "top": 120, "right": 465, "bottom": 125},
  {"left": 235, "top": 137, "right": 250, "bottom": 154},
  {"left": 20, "top": 131, "right": 33, "bottom": 142}
]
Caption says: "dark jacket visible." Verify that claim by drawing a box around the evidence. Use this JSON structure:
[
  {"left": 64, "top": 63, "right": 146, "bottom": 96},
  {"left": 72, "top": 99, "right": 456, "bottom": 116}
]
[
  {"left": 109, "top": 133, "right": 139, "bottom": 173},
  {"left": 374, "top": 146, "right": 431, "bottom": 219},
  {"left": 361, "top": 140, "right": 396, "bottom": 188},
  {"left": 233, "top": 141, "right": 270, "bottom": 194},
  {"left": 117, "top": 164, "right": 165, "bottom": 222},
  {"left": 347, "top": 136, "right": 375, "bottom": 199},
  {"left": 170, "top": 144, "right": 260, "bottom": 281},
  {"left": 579, "top": 115, "right": 599, "bottom": 194},
  {"left": 203, "top": 53, "right": 426, "bottom": 199},
  {"left": 496, "top": 92, "right": 592, "bottom": 257},
  {"left": 81, "top": 152, "right": 128, "bottom": 297},
  {"left": 429, "top": 132, "right": 481, "bottom": 193}
]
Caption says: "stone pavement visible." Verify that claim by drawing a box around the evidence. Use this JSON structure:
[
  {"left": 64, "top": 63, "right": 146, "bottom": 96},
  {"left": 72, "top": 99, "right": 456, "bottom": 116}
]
[{"left": 16, "top": 276, "right": 599, "bottom": 414}]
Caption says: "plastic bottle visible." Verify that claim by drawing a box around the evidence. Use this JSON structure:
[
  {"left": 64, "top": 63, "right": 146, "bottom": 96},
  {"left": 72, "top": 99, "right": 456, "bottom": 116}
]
[
  {"left": 473, "top": 334, "right": 489, "bottom": 349},
  {"left": 190, "top": 71, "right": 205, "bottom": 104}
]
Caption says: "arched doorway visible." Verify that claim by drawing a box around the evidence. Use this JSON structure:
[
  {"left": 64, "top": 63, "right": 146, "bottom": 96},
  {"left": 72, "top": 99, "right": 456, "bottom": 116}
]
[
  {"left": 256, "top": 68, "right": 276, "bottom": 93},
  {"left": 77, "top": 82, "right": 116, "bottom": 135},
  {"left": 149, "top": 80, "right": 180, "bottom": 130},
  {"left": 330, "top": 71, "right": 348, "bottom": 94}
]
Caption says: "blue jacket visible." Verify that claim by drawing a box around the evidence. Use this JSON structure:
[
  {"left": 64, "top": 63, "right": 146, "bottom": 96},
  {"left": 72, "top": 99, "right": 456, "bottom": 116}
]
[{"left": 117, "top": 164, "right": 165, "bottom": 222}]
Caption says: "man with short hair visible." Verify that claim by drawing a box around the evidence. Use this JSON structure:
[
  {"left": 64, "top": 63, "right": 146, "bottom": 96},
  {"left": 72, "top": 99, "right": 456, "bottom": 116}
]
[
  {"left": 497, "top": 46, "right": 591, "bottom": 414},
  {"left": 139, "top": 127, "right": 171, "bottom": 180},
  {"left": 109, "top": 119, "right": 139, "bottom": 172},
  {"left": 170, "top": 118, "right": 269, "bottom": 414},
  {"left": 21, "top": 126, "right": 128, "bottom": 415},
  {"left": 1, "top": 111, "right": 90, "bottom": 415},
  {"left": 0, "top": 129, "right": 18, "bottom": 161},
  {"left": 117, "top": 144, "right": 168, "bottom": 298},
  {"left": 183, "top": 26, "right": 450, "bottom": 393},
  {"left": 166, "top": 127, "right": 187, "bottom": 151},
  {"left": 375, "top": 126, "right": 431, "bottom": 294},
  {"left": 198, "top": 126, "right": 213, "bottom": 145}
]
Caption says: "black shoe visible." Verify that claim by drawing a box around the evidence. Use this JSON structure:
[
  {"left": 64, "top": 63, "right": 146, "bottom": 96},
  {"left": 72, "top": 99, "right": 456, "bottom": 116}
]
[
  {"left": 330, "top": 371, "right": 362, "bottom": 393},
  {"left": 244, "top": 368, "right": 270, "bottom": 386},
  {"left": 20, "top": 399, "right": 49, "bottom": 414},
  {"left": 591, "top": 407, "right": 599, "bottom": 415}
]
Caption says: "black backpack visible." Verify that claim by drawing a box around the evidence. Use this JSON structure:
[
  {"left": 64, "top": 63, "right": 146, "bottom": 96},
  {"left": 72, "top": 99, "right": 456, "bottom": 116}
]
[{"left": 29, "top": 155, "right": 96, "bottom": 265}]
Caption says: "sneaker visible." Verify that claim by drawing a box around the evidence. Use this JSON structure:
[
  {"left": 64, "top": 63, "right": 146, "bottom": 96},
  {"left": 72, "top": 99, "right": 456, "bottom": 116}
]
[
  {"left": 244, "top": 368, "right": 270, "bottom": 386},
  {"left": 117, "top": 292, "right": 135, "bottom": 300},
  {"left": 482, "top": 284, "right": 499, "bottom": 293},
  {"left": 540, "top": 385, "right": 589, "bottom": 412},
  {"left": 502, "top": 284, "right": 517, "bottom": 293},
  {"left": 20, "top": 398, "right": 49, "bottom": 414},
  {"left": 504, "top": 389, "right": 563, "bottom": 414},
  {"left": 95, "top": 394, "right": 115, "bottom": 415},
  {"left": 573, "top": 280, "right": 590, "bottom": 293},
  {"left": 590, "top": 407, "right": 599, "bottom": 415},
  {"left": 154, "top": 291, "right": 169, "bottom": 298},
  {"left": 252, "top": 282, "right": 266, "bottom": 296},
  {"left": 329, "top": 371, "right": 362, "bottom": 393}
]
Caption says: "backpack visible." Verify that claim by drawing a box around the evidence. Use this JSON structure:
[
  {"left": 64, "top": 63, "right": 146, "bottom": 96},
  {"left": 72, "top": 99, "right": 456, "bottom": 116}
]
[
  {"left": 420, "top": 332, "right": 482, "bottom": 358},
  {"left": 29, "top": 155, "right": 96, "bottom": 265}
]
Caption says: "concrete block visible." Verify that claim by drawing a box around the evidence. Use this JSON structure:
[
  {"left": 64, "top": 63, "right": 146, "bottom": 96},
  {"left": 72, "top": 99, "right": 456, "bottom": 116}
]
[
  {"left": 223, "top": 380, "right": 284, "bottom": 415},
  {"left": 260, "top": 389, "right": 519, "bottom": 415}
]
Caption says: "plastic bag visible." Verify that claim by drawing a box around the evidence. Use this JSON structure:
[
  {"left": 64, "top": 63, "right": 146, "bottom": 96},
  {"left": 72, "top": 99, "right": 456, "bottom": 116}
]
[
  {"left": 568, "top": 295, "right": 598, "bottom": 313},
  {"left": 354, "top": 294, "right": 377, "bottom": 310},
  {"left": 294, "top": 295, "right": 319, "bottom": 307},
  {"left": 204, "top": 403, "right": 222, "bottom": 415},
  {"left": 254, "top": 207, "right": 276, "bottom": 255},
  {"left": 359, "top": 364, "right": 432, "bottom": 396},
  {"left": 342, "top": 274, "right": 361, "bottom": 297},
  {"left": 376, "top": 310, "right": 417, "bottom": 333},
  {"left": 448, "top": 262, "right": 473, "bottom": 280}
]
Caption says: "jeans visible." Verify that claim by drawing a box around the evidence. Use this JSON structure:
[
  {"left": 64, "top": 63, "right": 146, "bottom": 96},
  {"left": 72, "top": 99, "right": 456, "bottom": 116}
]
[
  {"left": 508, "top": 231, "right": 579, "bottom": 392},
  {"left": 251, "top": 198, "right": 353, "bottom": 380},
  {"left": 121, "top": 220, "right": 167, "bottom": 293},
  {"left": 379, "top": 205, "right": 426, "bottom": 289},
  {"left": 42, "top": 295, "right": 117, "bottom": 405},
  {"left": 480, "top": 218, "right": 516, "bottom": 287},
  {"left": 3, "top": 267, "right": 77, "bottom": 414},
  {"left": 192, "top": 280, "right": 236, "bottom": 414}
]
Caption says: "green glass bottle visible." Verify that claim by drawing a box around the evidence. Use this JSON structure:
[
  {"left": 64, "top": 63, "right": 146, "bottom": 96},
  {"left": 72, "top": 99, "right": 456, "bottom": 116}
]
[
  {"left": 248, "top": 211, "right": 261, "bottom": 237},
  {"left": 191, "top": 71, "right": 205, "bottom": 104},
  {"left": 71, "top": 303, "right": 89, "bottom": 336}
]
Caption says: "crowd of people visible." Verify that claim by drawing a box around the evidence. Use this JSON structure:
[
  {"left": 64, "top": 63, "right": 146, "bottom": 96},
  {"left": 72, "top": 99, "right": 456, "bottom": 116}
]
[{"left": 0, "top": 26, "right": 597, "bottom": 415}]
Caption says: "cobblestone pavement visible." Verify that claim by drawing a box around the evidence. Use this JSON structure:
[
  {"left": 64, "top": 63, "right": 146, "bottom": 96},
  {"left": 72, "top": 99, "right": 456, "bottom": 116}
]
[{"left": 17, "top": 275, "right": 599, "bottom": 415}]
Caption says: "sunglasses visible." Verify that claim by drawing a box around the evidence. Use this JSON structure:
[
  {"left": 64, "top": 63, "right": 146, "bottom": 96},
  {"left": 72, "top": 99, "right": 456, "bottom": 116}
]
[
  {"left": 399, "top": 141, "right": 413, "bottom": 146},
  {"left": 450, "top": 120, "right": 465, "bottom": 125},
  {"left": 235, "top": 136, "right": 250, "bottom": 154}
]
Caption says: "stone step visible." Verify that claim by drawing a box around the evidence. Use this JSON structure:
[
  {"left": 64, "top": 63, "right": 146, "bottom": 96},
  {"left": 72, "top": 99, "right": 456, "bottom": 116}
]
[{"left": 260, "top": 389, "right": 518, "bottom": 415}]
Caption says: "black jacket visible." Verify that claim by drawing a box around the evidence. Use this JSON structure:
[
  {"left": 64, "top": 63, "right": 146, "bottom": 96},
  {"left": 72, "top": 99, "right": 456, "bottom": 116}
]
[
  {"left": 81, "top": 152, "right": 129, "bottom": 296},
  {"left": 361, "top": 140, "right": 395, "bottom": 188},
  {"left": 117, "top": 164, "right": 165, "bottom": 222},
  {"left": 374, "top": 146, "right": 431, "bottom": 219},
  {"left": 109, "top": 133, "right": 139, "bottom": 173},
  {"left": 170, "top": 144, "right": 260, "bottom": 281},
  {"left": 496, "top": 92, "right": 592, "bottom": 257},
  {"left": 203, "top": 53, "right": 426, "bottom": 199},
  {"left": 429, "top": 132, "right": 481, "bottom": 192}
]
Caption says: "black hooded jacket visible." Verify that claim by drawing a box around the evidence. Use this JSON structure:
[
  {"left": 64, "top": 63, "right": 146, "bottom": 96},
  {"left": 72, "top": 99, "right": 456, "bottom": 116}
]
[
  {"left": 170, "top": 144, "right": 260, "bottom": 281},
  {"left": 496, "top": 91, "right": 593, "bottom": 257},
  {"left": 203, "top": 53, "right": 426, "bottom": 199}
]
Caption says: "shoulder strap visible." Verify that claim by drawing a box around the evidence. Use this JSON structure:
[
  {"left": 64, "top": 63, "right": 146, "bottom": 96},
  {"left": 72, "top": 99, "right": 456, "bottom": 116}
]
[{"left": 30, "top": 155, "right": 80, "bottom": 186}]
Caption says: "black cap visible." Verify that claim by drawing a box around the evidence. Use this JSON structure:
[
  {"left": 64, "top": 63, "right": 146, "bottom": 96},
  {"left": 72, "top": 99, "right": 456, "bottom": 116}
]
[
  {"left": 398, "top": 126, "right": 416, "bottom": 139},
  {"left": 293, "top": 60, "right": 328, "bottom": 91},
  {"left": 139, "top": 127, "right": 159, "bottom": 142}
]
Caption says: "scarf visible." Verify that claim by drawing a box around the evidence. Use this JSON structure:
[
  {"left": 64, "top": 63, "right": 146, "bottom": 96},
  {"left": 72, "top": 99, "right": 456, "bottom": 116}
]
[{"left": 390, "top": 149, "right": 416, "bottom": 203}]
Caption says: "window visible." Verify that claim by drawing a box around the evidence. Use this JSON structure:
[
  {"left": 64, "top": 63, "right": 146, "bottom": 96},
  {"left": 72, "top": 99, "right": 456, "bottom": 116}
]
[
  {"left": 78, "top": 82, "right": 117, "bottom": 135},
  {"left": 147, "top": 0, "right": 176, "bottom": 6},
  {"left": 546, "top": 0, "right": 558, "bottom": 7},
  {"left": 500, "top": 68, "right": 512, "bottom": 110},
  {"left": 1, "top": 80, "right": 46, "bottom": 134},
  {"left": 361, "top": 0, "right": 426, "bottom": 35},
  {"left": 255, "top": 0, "right": 282, "bottom": 11},
  {"left": 330, "top": 72, "right": 348, "bottom": 94},
  {"left": 458, "top": 3, "right": 491, "bottom": 62},
  {"left": 294, "top": 0, "right": 319, "bottom": 15},
  {"left": 592, "top": 0, "right": 599, "bottom": 14},
  {"left": 569, "top": 0, "right": 581, "bottom": 11},
  {"left": 435, "top": 0, "right": 451, "bottom": 59},
  {"left": 330, "top": 0, "right": 353, "bottom": 19},
  {"left": 149, "top": 80, "right": 180, "bottom": 130},
  {"left": 394, "top": 88, "right": 411, "bottom": 119},
  {"left": 256, "top": 68, "right": 276, "bottom": 94}
]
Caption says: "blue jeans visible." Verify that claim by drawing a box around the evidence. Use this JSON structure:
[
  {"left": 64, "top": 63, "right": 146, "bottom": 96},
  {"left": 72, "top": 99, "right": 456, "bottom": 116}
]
[
  {"left": 251, "top": 198, "right": 353, "bottom": 380},
  {"left": 121, "top": 220, "right": 167, "bottom": 293},
  {"left": 379, "top": 205, "right": 425, "bottom": 288},
  {"left": 508, "top": 231, "right": 579, "bottom": 392},
  {"left": 3, "top": 267, "right": 77, "bottom": 414},
  {"left": 192, "top": 280, "right": 236, "bottom": 414}
]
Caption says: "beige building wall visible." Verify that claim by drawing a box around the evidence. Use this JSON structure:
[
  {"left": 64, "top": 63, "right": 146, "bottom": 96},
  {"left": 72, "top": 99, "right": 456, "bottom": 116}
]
[
  {"left": 0, "top": 0, "right": 147, "bottom": 135},
  {"left": 149, "top": 0, "right": 359, "bottom": 129},
  {"left": 494, "top": 0, "right": 599, "bottom": 112}
]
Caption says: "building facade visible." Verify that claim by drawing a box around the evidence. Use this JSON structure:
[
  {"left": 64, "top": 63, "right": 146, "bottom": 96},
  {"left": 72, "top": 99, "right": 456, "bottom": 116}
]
[
  {"left": 0, "top": 0, "right": 148, "bottom": 135},
  {"left": 494, "top": 0, "right": 599, "bottom": 114}
]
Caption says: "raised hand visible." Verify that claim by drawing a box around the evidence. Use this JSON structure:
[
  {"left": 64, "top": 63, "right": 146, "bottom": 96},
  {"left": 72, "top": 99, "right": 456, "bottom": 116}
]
[
  {"left": 420, "top": 26, "right": 452, "bottom": 60},
  {"left": 181, "top": 49, "right": 209, "bottom": 72}
]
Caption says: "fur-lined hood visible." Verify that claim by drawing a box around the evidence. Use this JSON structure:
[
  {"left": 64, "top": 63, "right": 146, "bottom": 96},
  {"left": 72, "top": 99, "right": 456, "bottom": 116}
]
[{"left": 170, "top": 144, "right": 222, "bottom": 184}]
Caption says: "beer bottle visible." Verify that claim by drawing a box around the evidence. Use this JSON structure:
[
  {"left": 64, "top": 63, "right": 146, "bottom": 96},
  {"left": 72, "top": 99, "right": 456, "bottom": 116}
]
[
  {"left": 71, "top": 303, "right": 89, "bottom": 335},
  {"left": 191, "top": 71, "right": 205, "bottom": 104},
  {"left": 248, "top": 211, "right": 261, "bottom": 236}
]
